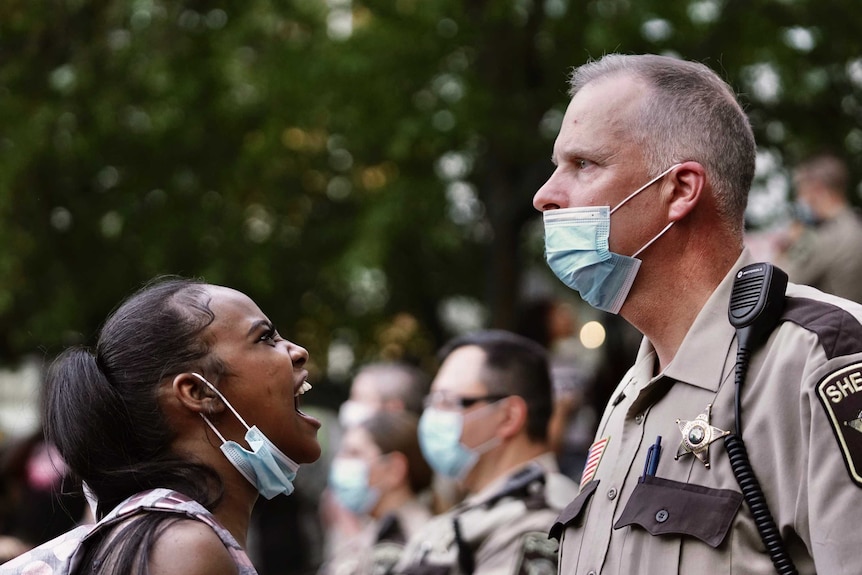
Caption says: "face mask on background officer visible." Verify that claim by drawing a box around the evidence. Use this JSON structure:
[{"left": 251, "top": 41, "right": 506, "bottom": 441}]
[{"left": 328, "top": 425, "right": 391, "bottom": 515}]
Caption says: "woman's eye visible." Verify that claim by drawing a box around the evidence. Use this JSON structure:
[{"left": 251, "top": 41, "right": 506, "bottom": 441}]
[{"left": 259, "top": 329, "right": 277, "bottom": 344}]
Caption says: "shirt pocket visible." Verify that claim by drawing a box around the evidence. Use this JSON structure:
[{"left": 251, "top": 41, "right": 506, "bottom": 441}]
[
  {"left": 613, "top": 475, "right": 742, "bottom": 548},
  {"left": 548, "top": 480, "right": 599, "bottom": 541}
]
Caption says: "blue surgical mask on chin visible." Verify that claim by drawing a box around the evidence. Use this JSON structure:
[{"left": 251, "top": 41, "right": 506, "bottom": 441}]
[
  {"left": 418, "top": 404, "right": 502, "bottom": 480},
  {"left": 193, "top": 373, "right": 300, "bottom": 499},
  {"left": 328, "top": 457, "right": 382, "bottom": 515},
  {"left": 543, "top": 164, "right": 681, "bottom": 314}
]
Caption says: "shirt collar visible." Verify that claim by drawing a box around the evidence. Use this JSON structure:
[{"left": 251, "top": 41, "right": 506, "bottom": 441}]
[{"left": 637, "top": 248, "right": 756, "bottom": 392}]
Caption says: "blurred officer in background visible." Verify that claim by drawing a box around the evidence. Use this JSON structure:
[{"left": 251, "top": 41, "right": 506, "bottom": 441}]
[
  {"left": 535, "top": 52, "right": 862, "bottom": 574},
  {"left": 337, "top": 362, "right": 430, "bottom": 428},
  {"left": 320, "top": 411, "right": 432, "bottom": 575},
  {"left": 320, "top": 362, "right": 432, "bottom": 569},
  {"left": 395, "top": 330, "right": 578, "bottom": 575},
  {"left": 774, "top": 152, "right": 862, "bottom": 303}
]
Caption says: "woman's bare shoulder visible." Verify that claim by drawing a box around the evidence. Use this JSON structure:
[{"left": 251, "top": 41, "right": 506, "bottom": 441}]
[{"left": 148, "top": 518, "right": 239, "bottom": 575}]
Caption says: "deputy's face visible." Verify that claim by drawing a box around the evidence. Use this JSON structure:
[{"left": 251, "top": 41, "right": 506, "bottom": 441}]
[{"left": 533, "top": 74, "right": 660, "bottom": 256}]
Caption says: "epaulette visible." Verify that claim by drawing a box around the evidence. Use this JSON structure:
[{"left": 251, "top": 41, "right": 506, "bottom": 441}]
[
  {"left": 483, "top": 463, "right": 546, "bottom": 509},
  {"left": 780, "top": 297, "right": 862, "bottom": 360}
]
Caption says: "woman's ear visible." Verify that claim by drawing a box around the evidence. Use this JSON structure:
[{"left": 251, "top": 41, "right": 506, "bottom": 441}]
[
  {"left": 172, "top": 373, "right": 222, "bottom": 415},
  {"left": 666, "top": 161, "right": 706, "bottom": 222}
]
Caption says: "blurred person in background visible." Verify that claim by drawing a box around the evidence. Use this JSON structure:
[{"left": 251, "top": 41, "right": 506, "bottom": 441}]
[
  {"left": 321, "top": 362, "right": 434, "bottom": 567},
  {"left": 337, "top": 362, "right": 429, "bottom": 428},
  {"left": 0, "top": 430, "right": 87, "bottom": 563},
  {"left": 773, "top": 152, "right": 862, "bottom": 303},
  {"left": 515, "top": 297, "right": 597, "bottom": 479},
  {"left": 320, "top": 411, "right": 432, "bottom": 575},
  {"left": 395, "top": 330, "right": 579, "bottom": 575}
]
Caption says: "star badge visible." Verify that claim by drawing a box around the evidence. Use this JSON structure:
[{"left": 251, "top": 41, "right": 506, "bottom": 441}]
[{"left": 675, "top": 403, "right": 730, "bottom": 468}]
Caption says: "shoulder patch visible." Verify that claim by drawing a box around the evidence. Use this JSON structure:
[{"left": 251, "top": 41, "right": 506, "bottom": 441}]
[
  {"left": 816, "top": 361, "right": 862, "bottom": 487},
  {"left": 782, "top": 297, "right": 862, "bottom": 359},
  {"left": 514, "top": 531, "right": 558, "bottom": 575}
]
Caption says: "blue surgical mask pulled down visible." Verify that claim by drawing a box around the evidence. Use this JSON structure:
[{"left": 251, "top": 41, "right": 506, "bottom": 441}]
[
  {"left": 418, "top": 404, "right": 502, "bottom": 480},
  {"left": 543, "top": 164, "right": 680, "bottom": 314},
  {"left": 193, "top": 373, "right": 301, "bottom": 499}
]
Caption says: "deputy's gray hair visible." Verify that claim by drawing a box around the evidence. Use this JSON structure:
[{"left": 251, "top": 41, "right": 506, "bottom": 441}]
[{"left": 569, "top": 54, "right": 755, "bottom": 234}]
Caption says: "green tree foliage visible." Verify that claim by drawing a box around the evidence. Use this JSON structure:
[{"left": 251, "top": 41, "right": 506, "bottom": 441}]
[{"left": 1, "top": 0, "right": 861, "bottom": 392}]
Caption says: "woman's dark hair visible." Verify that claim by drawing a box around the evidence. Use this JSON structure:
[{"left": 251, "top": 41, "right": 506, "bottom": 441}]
[
  {"left": 361, "top": 411, "right": 432, "bottom": 494},
  {"left": 42, "top": 276, "right": 226, "bottom": 574}
]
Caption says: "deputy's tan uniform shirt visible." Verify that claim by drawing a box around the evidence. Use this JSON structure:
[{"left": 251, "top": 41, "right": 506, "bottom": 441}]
[
  {"left": 396, "top": 453, "right": 578, "bottom": 575},
  {"left": 783, "top": 208, "right": 862, "bottom": 303},
  {"left": 553, "top": 249, "right": 862, "bottom": 574}
]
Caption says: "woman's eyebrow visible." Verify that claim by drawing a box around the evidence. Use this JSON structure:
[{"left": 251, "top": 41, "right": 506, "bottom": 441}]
[{"left": 246, "top": 319, "right": 272, "bottom": 337}]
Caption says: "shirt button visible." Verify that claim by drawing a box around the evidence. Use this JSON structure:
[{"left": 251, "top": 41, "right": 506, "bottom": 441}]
[
  {"left": 655, "top": 509, "right": 669, "bottom": 523},
  {"left": 634, "top": 414, "right": 644, "bottom": 424},
  {"left": 587, "top": 571, "right": 597, "bottom": 575},
  {"left": 607, "top": 488, "right": 617, "bottom": 500}
]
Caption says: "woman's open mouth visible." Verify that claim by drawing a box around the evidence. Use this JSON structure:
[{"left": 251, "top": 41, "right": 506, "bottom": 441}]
[
  {"left": 294, "top": 380, "right": 311, "bottom": 413},
  {"left": 293, "top": 380, "right": 321, "bottom": 428}
]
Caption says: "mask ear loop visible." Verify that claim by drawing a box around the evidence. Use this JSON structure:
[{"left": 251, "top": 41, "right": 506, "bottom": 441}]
[
  {"left": 632, "top": 221, "right": 675, "bottom": 258},
  {"left": 610, "top": 163, "right": 682, "bottom": 259},
  {"left": 191, "top": 373, "right": 252, "bottom": 437},
  {"left": 610, "top": 163, "right": 682, "bottom": 215}
]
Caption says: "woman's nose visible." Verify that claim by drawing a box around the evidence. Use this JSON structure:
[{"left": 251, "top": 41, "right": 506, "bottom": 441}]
[{"left": 289, "top": 342, "right": 308, "bottom": 368}]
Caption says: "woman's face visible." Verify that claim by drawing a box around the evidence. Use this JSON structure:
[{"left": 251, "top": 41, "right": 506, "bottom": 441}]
[{"left": 203, "top": 285, "right": 321, "bottom": 464}]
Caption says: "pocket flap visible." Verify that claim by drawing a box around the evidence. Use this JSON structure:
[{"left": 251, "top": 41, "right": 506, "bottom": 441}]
[
  {"left": 548, "top": 480, "right": 598, "bottom": 541},
  {"left": 613, "top": 475, "right": 742, "bottom": 548}
]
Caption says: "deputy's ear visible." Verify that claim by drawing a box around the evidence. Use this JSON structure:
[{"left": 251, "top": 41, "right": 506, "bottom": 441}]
[
  {"left": 666, "top": 161, "right": 706, "bottom": 222},
  {"left": 497, "top": 396, "right": 528, "bottom": 440},
  {"left": 172, "top": 373, "right": 221, "bottom": 414}
]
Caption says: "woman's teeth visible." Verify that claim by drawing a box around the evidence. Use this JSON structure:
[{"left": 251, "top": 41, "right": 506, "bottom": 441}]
[{"left": 295, "top": 381, "right": 312, "bottom": 397}]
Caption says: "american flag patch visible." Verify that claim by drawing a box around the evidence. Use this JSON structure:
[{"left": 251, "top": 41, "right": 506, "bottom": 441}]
[{"left": 580, "top": 437, "right": 609, "bottom": 489}]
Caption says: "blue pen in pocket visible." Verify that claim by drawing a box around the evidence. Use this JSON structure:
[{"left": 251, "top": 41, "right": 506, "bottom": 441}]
[{"left": 642, "top": 436, "right": 662, "bottom": 480}]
